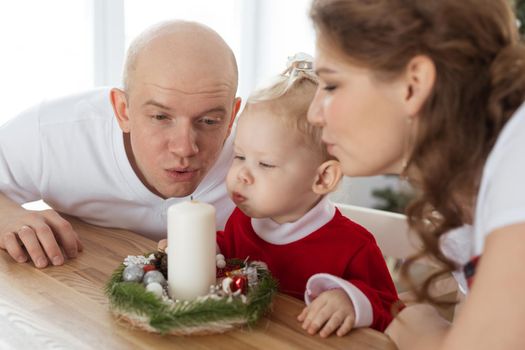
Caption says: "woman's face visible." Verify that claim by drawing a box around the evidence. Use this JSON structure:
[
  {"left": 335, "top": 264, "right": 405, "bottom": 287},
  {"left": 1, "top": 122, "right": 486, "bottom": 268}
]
[{"left": 308, "top": 40, "right": 412, "bottom": 177}]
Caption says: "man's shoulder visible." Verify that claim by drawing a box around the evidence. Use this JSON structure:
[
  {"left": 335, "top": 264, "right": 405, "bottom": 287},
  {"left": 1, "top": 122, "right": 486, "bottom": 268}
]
[{"left": 38, "top": 87, "right": 114, "bottom": 126}]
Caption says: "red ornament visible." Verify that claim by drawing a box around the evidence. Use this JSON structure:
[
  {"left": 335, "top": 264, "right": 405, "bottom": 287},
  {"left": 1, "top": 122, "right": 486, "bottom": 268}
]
[
  {"left": 231, "top": 276, "right": 247, "bottom": 294},
  {"left": 143, "top": 264, "right": 156, "bottom": 272}
]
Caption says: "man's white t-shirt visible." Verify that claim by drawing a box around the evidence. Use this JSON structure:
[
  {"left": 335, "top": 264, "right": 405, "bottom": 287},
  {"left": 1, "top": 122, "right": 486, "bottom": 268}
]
[
  {"left": 443, "top": 102, "right": 525, "bottom": 292},
  {"left": 0, "top": 88, "right": 236, "bottom": 240}
]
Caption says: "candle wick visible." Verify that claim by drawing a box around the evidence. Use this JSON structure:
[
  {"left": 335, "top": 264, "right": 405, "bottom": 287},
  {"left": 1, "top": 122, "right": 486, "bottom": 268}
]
[{"left": 190, "top": 195, "right": 194, "bottom": 201}]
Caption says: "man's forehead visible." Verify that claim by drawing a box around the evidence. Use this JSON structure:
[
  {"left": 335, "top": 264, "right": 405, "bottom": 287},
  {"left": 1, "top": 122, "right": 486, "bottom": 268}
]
[
  {"left": 128, "top": 56, "right": 237, "bottom": 99},
  {"left": 131, "top": 83, "right": 233, "bottom": 115},
  {"left": 132, "top": 59, "right": 236, "bottom": 95},
  {"left": 141, "top": 79, "right": 234, "bottom": 95}
]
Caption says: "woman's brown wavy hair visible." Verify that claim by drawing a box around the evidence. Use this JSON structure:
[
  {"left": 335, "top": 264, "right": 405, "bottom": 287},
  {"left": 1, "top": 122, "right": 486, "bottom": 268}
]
[{"left": 311, "top": 0, "right": 525, "bottom": 305}]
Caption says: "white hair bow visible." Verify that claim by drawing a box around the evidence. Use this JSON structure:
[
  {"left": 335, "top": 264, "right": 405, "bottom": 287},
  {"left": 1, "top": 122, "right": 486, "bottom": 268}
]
[{"left": 283, "top": 52, "right": 314, "bottom": 77}]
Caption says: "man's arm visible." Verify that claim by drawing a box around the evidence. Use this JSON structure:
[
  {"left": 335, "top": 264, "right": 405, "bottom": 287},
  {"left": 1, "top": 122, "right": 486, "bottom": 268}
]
[{"left": 0, "top": 192, "right": 82, "bottom": 268}]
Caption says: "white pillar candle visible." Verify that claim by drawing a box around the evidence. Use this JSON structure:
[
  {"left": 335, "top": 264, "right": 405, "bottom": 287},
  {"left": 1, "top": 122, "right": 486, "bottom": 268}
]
[{"left": 167, "top": 201, "right": 216, "bottom": 301}]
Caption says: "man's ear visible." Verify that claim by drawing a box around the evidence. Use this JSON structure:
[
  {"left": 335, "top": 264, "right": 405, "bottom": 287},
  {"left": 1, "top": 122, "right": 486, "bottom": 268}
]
[
  {"left": 402, "top": 55, "right": 436, "bottom": 117},
  {"left": 110, "top": 88, "right": 131, "bottom": 133},
  {"left": 228, "top": 97, "right": 242, "bottom": 131},
  {"left": 312, "top": 160, "right": 343, "bottom": 195}
]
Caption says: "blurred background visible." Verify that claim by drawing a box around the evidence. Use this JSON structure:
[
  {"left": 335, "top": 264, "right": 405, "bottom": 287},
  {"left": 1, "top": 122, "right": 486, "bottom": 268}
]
[{"left": 15, "top": 0, "right": 525, "bottom": 210}]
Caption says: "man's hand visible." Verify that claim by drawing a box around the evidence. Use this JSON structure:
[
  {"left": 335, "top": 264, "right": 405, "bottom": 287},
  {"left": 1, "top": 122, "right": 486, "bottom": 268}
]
[
  {"left": 297, "top": 288, "right": 356, "bottom": 338},
  {"left": 0, "top": 208, "right": 82, "bottom": 268}
]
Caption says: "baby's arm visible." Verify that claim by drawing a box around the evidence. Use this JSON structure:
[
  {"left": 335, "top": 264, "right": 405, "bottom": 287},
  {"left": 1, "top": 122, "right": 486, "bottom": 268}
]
[
  {"left": 299, "top": 241, "right": 400, "bottom": 335},
  {"left": 299, "top": 273, "right": 374, "bottom": 337}
]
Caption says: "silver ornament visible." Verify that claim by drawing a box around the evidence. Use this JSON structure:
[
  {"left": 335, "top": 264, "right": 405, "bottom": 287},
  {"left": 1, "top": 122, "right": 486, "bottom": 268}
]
[
  {"left": 216, "top": 259, "right": 226, "bottom": 268},
  {"left": 146, "top": 282, "right": 164, "bottom": 298},
  {"left": 122, "top": 264, "right": 144, "bottom": 282},
  {"left": 143, "top": 270, "right": 166, "bottom": 286},
  {"left": 244, "top": 266, "right": 258, "bottom": 287}
]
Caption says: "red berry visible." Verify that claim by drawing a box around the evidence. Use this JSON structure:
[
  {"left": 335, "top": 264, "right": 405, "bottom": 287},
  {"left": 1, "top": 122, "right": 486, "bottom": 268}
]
[
  {"left": 143, "top": 264, "right": 156, "bottom": 272},
  {"left": 231, "top": 276, "right": 247, "bottom": 294}
]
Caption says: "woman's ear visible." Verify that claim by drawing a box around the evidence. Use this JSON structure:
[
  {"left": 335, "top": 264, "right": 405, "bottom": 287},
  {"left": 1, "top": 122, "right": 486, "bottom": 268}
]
[
  {"left": 312, "top": 159, "right": 343, "bottom": 195},
  {"left": 110, "top": 88, "right": 131, "bottom": 133},
  {"left": 402, "top": 55, "right": 436, "bottom": 117}
]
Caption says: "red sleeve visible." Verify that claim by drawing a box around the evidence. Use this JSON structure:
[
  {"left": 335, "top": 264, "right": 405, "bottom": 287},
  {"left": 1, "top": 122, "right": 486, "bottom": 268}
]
[{"left": 344, "top": 241, "right": 401, "bottom": 331}]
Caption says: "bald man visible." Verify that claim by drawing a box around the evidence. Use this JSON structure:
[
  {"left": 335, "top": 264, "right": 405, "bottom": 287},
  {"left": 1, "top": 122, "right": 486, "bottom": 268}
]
[{"left": 0, "top": 21, "right": 241, "bottom": 268}]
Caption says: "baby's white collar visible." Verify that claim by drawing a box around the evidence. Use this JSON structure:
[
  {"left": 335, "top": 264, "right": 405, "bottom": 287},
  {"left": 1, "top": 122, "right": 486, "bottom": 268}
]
[{"left": 251, "top": 197, "right": 336, "bottom": 245}]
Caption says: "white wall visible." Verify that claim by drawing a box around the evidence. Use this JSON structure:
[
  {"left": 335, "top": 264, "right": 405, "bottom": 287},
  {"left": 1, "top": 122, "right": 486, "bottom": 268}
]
[
  {"left": 0, "top": 0, "right": 94, "bottom": 123},
  {"left": 330, "top": 176, "right": 401, "bottom": 209}
]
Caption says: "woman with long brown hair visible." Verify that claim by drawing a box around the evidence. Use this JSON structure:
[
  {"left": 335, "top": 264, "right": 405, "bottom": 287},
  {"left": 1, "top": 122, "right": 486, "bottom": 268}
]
[{"left": 307, "top": 0, "right": 525, "bottom": 348}]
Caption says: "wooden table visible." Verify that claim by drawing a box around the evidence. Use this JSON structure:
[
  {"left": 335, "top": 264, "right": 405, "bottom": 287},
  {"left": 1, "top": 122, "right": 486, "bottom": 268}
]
[{"left": 0, "top": 217, "right": 397, "bottom": 349}]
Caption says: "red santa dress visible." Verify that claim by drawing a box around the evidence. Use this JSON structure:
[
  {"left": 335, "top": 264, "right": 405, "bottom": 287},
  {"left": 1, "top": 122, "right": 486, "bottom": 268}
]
[{"left": 217, "top": 197, "right": 399, "bottom": 331}]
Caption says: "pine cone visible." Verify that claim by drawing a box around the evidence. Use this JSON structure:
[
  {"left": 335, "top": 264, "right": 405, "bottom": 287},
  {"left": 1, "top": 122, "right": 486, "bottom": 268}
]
[{"left": 154, "top": 251, "right": 168, "bottom": 279}]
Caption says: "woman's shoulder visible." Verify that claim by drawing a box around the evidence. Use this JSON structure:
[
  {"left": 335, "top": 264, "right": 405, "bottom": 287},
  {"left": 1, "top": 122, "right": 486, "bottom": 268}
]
[
  {"left": 495, "top": 102, "right": 525, "bottom": 146},
  {"left": 474, "top": 101, "right": 525, "bottom": 252},
  {"left": 482, "top": 102, "right": 525, "bottom": 180},
  {"left": 481, "top": 102, "right": 525, "bottom": 182}
]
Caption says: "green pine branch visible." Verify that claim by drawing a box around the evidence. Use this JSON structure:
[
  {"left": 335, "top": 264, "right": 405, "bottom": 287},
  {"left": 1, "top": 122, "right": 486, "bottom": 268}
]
[{"left": 105, "top": 259, "right": 278, "bottom": 334}]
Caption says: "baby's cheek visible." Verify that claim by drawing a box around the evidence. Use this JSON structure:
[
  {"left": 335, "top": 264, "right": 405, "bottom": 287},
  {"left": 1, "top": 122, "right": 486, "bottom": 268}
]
[{"left": 225, "top": 169, "right": 236, "bottom": 191}]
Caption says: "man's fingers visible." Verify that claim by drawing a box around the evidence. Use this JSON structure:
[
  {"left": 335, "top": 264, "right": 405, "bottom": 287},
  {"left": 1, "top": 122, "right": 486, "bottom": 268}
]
[
  {"left": 77, "top": 237, "right": 84, "bottom": 252},
  {"left": 336, "top": 315, "right": 354, "bottom": 337},
  {"left": 32, "top": 223, "right": 65, "bottom": 266},
  {"left": 2, "top": 231, "right": 28, "bottom": 263},
  {"left": 17, "top": 225, "right": 48, "bottom": 268},
  {"left": 0, "top": 208, "right": 80, "bottom": 267},
  {"left": 44, "top": 210, "right": 80, "bottom": 258}
]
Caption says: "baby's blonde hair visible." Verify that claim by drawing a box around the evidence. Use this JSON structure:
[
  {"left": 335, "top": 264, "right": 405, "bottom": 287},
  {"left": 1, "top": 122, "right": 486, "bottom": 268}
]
[{"left": 244, "top": 54, "right": 330, "bottom": 161}]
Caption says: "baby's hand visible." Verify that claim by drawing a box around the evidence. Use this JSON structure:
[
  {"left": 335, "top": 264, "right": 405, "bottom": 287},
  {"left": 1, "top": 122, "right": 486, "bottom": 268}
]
[
  {"left": 157, "top": 238, "right": 167, "bottom": 252},
  {"left": 297, "top": 288, "right": 355, "bottom": 338}
]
